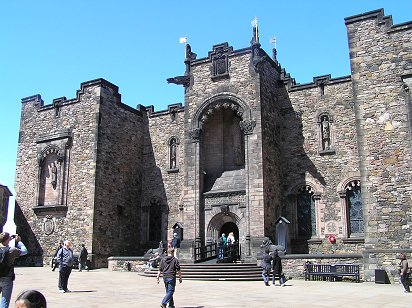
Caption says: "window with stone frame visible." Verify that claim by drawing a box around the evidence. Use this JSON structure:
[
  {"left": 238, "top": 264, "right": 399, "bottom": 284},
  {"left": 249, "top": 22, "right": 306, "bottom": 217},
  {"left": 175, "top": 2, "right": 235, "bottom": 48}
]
[
  {"left": 345, "top": 180, "right": 364, "bottom": 236},
  {"left": 296, "top": 185, "right": 317, "bottom": 239},
  {"left": 149, "top": 199, "right": 162, "bottom": 242}
]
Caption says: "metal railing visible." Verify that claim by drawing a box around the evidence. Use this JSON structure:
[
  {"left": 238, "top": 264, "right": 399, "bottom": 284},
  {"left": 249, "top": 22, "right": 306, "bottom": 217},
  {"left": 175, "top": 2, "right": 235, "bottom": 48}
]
[{"left": 194, "top": 242, "right": 217, "bottom": 263}]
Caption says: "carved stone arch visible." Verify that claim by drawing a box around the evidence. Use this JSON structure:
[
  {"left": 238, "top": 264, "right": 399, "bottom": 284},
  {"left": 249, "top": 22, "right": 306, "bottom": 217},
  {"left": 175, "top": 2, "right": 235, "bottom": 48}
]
[
  {"left": 191, "top": 93, "right": 252, "bottom": 130},
  {"left": 166, "top": 135, "right": 180, "bottom": 146},
  {"left": 207, "top": 212, "right": 241, "bottom": 243},
  {"left": 285, "top": 180, "right": 323, "bottom": 197},
  {"left": 337, "top": 175, "right": 361, "bottom": 193},
  {"left": 38, "top": 144, "right": 65, "bottom": 166},
  {"left": 316, "top": 110, "right": 334, "bottom": 122}
]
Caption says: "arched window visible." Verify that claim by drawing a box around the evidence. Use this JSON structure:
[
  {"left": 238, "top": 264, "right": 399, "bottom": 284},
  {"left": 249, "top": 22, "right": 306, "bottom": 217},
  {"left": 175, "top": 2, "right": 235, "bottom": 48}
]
[
  {"left": 297, "top": 186, "right": 317, "bottom": 238},
  {"left": 345, "top": 180, "right": 363, "bottom": 236}
]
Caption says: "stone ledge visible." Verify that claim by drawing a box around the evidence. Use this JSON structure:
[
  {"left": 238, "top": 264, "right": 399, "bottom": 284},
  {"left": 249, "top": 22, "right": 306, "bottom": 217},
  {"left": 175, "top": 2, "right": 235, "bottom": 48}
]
[
  {"left": 342, "top": 237, "right": 365, "bottom": 244},
  {"left": 33, "top": 205, "right": 68, "bottom": 217}
]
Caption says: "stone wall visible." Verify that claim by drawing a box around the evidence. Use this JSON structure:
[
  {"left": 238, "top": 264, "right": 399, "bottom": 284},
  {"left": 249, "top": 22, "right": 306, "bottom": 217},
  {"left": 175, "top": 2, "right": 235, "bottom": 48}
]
[
  {"left": 345, "top": 9, "right": 412, "bottom": 280},
  {"left": 15, "top": 82, "right": 102, "bottom": 265},
  {"left": 92, "top": 83, "right": 144, "bottom": 266},
  {"left": 140, "top": 105, "right": 185, "bottom": 247},
  {"left": 259, "top": 53, "right": 284, "bottom": 241},
  {"left": 283, "top": 77, "right": 360, "bottom": 252}
]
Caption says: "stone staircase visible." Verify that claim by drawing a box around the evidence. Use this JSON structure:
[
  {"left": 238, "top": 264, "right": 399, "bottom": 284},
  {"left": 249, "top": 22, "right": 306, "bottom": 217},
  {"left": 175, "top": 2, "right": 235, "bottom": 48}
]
[{"left": 138, "top": 262, "right": 262, "bottom": 281}]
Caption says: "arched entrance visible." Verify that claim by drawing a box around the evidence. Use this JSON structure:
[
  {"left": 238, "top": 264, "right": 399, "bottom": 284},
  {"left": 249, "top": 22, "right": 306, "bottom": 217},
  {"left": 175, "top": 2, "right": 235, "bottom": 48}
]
[{"left": 220, "top": 222, "right": 239, "bottom": 242}]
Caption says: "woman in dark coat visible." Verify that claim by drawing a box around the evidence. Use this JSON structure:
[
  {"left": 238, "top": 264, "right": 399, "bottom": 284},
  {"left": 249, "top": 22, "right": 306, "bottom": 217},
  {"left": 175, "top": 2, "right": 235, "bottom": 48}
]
[
  {"left": 272, "top": 249, "right": 286, "bottom": 286},
  {"left": 261, "top": 248, "right": 272, "bottom": 286}
]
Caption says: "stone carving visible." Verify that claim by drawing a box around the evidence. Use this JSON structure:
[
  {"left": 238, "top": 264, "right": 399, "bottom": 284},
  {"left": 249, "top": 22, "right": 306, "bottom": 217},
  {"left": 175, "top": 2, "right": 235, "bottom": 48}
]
[
  {"left": 51, "top": 162, "right": 57, "bottom": 189},
  {"left": 189, "top": 128, "right": 201, "bottom": 143},
  {"left": 170, "top": 139, "right": 177, "bottom": 169},
  {"left": 239, "top": 120, "right": 256, "bottom": 135},
  {"left": 204, "top": 190, "right": 246, "bottom": 208},
  {"left": 209, "top": 43, "right": 232, "bottom": 79},
  {"left": 321, "top": 115, "right": 331, "bottom": 150},
  {"left": 43, "top": 217, "right": 55, "bottom": 235}
]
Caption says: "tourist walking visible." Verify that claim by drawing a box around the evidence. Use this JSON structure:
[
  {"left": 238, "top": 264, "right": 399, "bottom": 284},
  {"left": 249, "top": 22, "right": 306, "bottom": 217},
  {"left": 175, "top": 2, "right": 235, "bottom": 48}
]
[
  {"left": 78, "top": 244, "right": 88, "bottom": 272},
  {"left": 156, "top": 248, "right": 182, "bottom": 308},
  {"left": 0, "top": 232, "right": 28, "bottom": 308},
  {"left": 272, "top": 249, "right": 286, "bottom": 286},
  {"left": 261, "top": 248, "right": 273, "bottom": 286},
  {"left": 171, "top": 233, "right": 181, "bottom": 259},
  {"left": 399, "top": 252, "right": 410, "bottom": 293},
  {"left": 56, "top": 240, "right": 74, "bottom": 293}
]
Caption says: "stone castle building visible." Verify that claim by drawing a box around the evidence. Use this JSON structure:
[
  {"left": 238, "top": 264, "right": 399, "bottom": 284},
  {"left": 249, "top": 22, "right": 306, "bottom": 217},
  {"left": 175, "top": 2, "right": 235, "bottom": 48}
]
[{"left": 14, "top": 9, "right": 412, "bottom": 280}]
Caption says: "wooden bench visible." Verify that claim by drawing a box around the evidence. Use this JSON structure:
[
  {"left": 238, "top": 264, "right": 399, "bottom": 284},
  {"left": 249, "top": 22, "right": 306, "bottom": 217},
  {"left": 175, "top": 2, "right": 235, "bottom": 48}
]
[{"left": 305, "top": 263, "right": 360, "bottom": 282}]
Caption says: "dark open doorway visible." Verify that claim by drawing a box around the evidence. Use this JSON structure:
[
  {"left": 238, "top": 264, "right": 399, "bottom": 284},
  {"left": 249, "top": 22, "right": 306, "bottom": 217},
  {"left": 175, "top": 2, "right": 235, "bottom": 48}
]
[{"left": 220, "top": 222, "right": 239, "bottom": 242}]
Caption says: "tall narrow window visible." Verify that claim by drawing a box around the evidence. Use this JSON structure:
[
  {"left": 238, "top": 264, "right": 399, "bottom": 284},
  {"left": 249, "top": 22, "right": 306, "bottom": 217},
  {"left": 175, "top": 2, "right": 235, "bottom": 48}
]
[
  {"left": 346, "top": 180, "right": 363, "bottom": 236},
  {"left": 297, "top": 186, "right": 316, "bottom": 238}
]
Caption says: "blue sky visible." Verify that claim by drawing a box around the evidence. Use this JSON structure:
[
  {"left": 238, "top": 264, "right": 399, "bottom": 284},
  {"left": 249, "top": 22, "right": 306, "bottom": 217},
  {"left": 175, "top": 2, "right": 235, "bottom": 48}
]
[{"left": 1, "top": 1, "right": 411, "bottom": 196}]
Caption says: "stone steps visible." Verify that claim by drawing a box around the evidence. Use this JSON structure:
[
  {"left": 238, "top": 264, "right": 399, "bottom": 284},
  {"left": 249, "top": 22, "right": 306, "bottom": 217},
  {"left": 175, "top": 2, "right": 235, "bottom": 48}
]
[{"left": 139, "top": 262, "right": 263, "bottom": 281}]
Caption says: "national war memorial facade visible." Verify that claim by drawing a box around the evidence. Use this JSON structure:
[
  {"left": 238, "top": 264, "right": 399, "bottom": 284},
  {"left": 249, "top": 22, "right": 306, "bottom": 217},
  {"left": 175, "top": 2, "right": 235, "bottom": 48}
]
[{"left": 13, "top": 9, "right": 412, "bottom": 280}]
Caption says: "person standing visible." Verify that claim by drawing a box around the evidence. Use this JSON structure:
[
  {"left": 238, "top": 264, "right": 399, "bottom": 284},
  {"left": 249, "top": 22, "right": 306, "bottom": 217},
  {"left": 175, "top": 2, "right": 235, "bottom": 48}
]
[
  {"left": 218, "top": 233, "right": 227, "bottom": 262},
  {"left": 171, "top": 233, "right": 181, "bottom": 259},
  {"left": 78, "top": 244, "right": 88, "bottom": 272},
  {"left": 56, "top": 240, "right": 74, "bottom": 293},
  {"left": 261, "top": 248, "right": 273, "bottom": 286},
  {"left": 0, "top": 232, "right": 28, "bottom": 308},
  {"left": 272, "top": 249, "right": 286, "bottom": 286},
  {"left": 399, "top": 252, "right": 410, "bottom": 293},
  {"left": 156, "top": 248, "right": 182, "bottom": 308}
]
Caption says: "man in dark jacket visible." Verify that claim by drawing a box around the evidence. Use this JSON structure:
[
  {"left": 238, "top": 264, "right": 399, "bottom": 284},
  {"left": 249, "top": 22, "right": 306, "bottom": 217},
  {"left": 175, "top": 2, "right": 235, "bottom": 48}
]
[
  {"left": 156, "top": 248, "right": 182, "bottom": 308},
  {"left": 0, "top": 232, "right": 27, "bottom": 308},
  {"left": 272, "top": 249, "right": 286, "bottom": 286},
  {"left": 78, "top": 244, "right": 88, "bottom": 272},
  {"left": 56, "top": 240, "right": 74, "bottom": 293}
]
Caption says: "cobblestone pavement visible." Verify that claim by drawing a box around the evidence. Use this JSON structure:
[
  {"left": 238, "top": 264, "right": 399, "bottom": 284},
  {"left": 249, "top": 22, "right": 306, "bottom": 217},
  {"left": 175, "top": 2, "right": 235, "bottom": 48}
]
[{"left": 9, "top": 267, "right": 411, "bottom": 307}]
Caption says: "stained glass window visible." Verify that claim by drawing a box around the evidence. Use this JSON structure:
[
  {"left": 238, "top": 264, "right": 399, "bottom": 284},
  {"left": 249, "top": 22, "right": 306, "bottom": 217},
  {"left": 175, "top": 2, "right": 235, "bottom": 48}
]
[{"left": 346, "top": 181, "right": 363, "bottom": 235}]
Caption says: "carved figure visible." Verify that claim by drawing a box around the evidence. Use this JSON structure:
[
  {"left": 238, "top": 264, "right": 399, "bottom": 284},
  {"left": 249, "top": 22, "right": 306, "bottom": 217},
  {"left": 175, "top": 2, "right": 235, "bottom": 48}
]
[
  {"left": 321, "top": 117, "right": 330, "bottom": 150},
  {"left": 51, "top": 162, "right": 57, "bottom": 188},
  {"left": 170, "top": 143, "right": 176, "bottom": 169}
]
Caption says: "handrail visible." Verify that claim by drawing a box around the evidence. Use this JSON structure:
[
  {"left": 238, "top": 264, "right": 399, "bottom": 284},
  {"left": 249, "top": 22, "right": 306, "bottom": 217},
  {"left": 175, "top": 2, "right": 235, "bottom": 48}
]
[{"left": 194, "top": 243, "right": 218, "bottom": 263}]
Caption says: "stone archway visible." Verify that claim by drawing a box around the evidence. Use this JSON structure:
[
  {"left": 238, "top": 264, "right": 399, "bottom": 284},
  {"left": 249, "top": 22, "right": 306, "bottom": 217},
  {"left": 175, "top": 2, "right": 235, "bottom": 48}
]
[{"left": 206, "top": 212, "right": 240, "bottom": 243}]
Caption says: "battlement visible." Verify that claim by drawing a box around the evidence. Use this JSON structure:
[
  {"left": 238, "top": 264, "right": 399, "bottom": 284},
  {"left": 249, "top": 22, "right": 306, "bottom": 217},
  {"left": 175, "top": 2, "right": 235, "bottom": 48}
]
[{"left": 345, "top": 8, "right": 412, "bottom": 32}]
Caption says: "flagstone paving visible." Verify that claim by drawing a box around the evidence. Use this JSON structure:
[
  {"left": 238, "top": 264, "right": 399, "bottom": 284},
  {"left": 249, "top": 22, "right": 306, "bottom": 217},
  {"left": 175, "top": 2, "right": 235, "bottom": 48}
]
[{"left": 10, "top": 267, "right": 411, "bottom": 307}]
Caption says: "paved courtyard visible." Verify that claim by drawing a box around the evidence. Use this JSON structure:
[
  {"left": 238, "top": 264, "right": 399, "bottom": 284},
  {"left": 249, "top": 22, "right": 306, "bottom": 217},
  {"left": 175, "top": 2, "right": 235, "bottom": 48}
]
[{"left": 9, "top": 267, "right": 411, "bottom": 307}]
